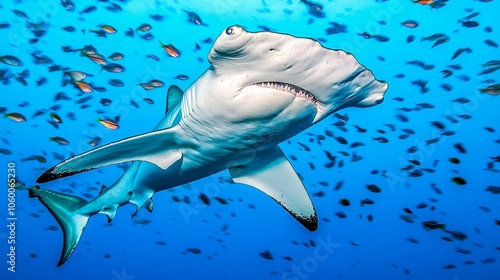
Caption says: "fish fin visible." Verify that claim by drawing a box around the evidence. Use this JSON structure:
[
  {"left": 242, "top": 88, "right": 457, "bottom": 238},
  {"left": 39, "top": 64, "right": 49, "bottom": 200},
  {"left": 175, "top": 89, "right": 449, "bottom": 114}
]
[
  {"left": 100, "top": 204, "right": 120, "bottom": 223},
  {"left": 228, "top": 146, "right": 318, "bottom": 231},
  {"left": 130, "top": 190, "right": 155, "bottom": 218},
  {"left": 28, "top": 186, "right": 90, "bottom": 266},
  {"left": 166, "top": 85, "right": 184, "bottom": 114},
  {"left": 146, "top": 198, "right": 154, "bottom": 212},
  {"left": 37, "top": 127, "right": 183, "bottom": 183},
  {"left": 150, "top": 85, "right": 183, "bottom": 130},
  {"left": 99, "top": 184, "right": 107, "bottom": 194}
]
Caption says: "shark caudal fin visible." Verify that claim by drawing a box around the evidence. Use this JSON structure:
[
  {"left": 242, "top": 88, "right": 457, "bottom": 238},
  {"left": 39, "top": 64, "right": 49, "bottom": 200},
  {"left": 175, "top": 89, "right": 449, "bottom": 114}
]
[{"left": 28, "top": 186, "right": 90, "bottom": 266}]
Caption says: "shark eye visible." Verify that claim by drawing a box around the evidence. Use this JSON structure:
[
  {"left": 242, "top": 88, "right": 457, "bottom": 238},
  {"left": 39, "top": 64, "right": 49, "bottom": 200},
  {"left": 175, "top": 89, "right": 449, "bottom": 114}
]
[
  {"left": 225, "top": 27, "right": 234, "bottom": 35},
  {"left": 375, "top": 98, "right": 384, "bottom": 105}
]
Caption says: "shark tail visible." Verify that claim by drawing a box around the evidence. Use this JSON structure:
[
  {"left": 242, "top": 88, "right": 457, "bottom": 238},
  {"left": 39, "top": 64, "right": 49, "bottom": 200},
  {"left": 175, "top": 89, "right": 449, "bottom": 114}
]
[{"left": 28, "top": 186, "right": 90, "bottom": 266}]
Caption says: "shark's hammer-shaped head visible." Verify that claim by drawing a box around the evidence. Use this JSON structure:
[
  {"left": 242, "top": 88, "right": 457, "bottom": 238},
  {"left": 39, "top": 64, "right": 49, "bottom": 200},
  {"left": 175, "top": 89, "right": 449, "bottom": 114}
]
[{"left": 208, "top": 25, "right": 388, "bottom": 124}]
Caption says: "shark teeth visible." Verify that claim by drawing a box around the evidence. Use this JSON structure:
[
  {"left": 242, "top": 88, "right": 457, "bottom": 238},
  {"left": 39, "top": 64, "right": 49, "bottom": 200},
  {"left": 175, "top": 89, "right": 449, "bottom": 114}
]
[{"left": 255, "top": 82, "right": 317, "bottom": 103}]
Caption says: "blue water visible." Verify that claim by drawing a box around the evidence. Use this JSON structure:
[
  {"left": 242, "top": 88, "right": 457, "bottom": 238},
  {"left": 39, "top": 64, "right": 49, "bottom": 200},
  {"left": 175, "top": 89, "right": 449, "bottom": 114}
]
[{"left": 1, "top": 0, "right": 499, "bottom": 279}]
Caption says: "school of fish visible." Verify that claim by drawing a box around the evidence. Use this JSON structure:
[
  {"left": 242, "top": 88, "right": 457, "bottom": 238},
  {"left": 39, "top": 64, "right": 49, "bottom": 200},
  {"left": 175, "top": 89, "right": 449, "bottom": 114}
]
[{"left": 0, "top": 0, "right": 499, "bottom": 278}]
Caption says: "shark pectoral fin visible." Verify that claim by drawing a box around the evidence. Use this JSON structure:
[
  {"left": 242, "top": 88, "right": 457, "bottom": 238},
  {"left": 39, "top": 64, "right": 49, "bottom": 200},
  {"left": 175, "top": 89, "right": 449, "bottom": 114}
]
[
  {"left": 28, "top": 186, "right": 90, "bottom": 266},
  {"left": 37, "top": 128, "right": 183, "bottom": 183},
  {"left": 228, "top": 147, "right": 318, "bottom": 231}
]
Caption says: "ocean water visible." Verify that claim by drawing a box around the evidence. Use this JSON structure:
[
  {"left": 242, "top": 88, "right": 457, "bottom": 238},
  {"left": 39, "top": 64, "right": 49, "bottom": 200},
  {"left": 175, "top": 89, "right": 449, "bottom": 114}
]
[{"left": 1, "top": 0, "right": 499, "bottom": 279}]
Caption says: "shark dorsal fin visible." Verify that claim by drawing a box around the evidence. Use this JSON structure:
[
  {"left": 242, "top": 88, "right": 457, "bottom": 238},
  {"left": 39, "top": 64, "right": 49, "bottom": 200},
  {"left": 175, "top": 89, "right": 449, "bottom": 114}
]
[{"left": 166, "top": 85, "right": 184, "bottom": 114}]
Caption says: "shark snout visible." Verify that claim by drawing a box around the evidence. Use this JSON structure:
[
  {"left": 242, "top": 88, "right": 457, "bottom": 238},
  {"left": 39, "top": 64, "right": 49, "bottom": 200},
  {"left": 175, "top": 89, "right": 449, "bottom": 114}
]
[
  {"left": 358, "top": 79, "right": 388, "bottom": 107},
  {"left": 374, "top": 80, "right": 388, "bottom": 103}
]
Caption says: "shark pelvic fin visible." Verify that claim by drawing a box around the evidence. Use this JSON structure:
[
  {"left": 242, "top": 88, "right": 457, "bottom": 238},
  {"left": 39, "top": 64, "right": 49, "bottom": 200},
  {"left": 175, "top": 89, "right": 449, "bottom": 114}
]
[
  {"left": 228, "top": 146, "right": 318, "bottom": 231},
  {"left": 131, "top": 198, "right": 154, "bottom": 218},
  {"left": 37, "top": 127, "right": 183, "bottom": 183},
  {"left": 130, "top": 189, "right": 155, "bottom": 218},
  {"left": 145, "top": 198, "right": 154, "bottom": 213},
  {"left": 28, "top": 186, "right": 90, "bottom": 266}
]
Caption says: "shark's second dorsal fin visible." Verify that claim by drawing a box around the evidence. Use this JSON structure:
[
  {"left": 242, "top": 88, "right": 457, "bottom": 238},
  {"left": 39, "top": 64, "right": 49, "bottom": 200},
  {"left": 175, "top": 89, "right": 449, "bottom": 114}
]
[
  {"left": 99, "top": 185, "right": 107, "bottom": 194},
  {"left": 228, "top": 146, "right": 318, "bottom": 231},
  {"left": 166, "top": 85, "right": 184, "bottom": 114}
]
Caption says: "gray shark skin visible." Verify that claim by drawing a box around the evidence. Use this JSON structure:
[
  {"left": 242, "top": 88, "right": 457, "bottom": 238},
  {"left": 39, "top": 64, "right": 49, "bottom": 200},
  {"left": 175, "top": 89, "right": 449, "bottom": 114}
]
[{"left": 30, "top": 25, "right": 388, "bottom": 266}]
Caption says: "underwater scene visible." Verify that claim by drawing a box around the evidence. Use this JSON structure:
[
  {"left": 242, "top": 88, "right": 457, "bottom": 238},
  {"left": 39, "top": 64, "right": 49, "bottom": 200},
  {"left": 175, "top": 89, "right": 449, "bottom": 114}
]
[{"left": 1, "top": 0, "right": 499, "bottom": 279}]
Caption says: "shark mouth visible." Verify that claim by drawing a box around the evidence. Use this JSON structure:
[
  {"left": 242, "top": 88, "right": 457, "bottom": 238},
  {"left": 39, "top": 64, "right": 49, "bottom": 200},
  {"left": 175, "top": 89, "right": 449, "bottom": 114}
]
[{"left": 255, "top": 82, "right": 317, "bottom": 103}]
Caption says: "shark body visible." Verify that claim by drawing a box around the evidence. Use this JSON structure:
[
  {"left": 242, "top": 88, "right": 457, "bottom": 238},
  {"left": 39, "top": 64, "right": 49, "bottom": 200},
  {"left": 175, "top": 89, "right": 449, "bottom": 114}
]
[{"left": 30, "top": 25, "right": 388, "bottom": 266}]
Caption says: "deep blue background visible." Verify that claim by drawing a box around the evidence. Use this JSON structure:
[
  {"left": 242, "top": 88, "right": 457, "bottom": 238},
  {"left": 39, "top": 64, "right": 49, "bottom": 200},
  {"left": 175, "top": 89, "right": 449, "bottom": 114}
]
[{"left": 0, "top": 0, "right": 499, "bottom": 279}]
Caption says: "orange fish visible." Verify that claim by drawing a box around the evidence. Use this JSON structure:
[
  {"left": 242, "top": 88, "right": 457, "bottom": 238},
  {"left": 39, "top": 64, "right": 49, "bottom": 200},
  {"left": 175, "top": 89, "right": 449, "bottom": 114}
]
[
  {"left": 413, "top": 0, "right": 434, "bottom": 4},
  {"left": 98, "top": 117, "right": 119, "bottom": 130},
  {"left": 160, "top": 41, "right": 181, "bottom": 58},
  {"left": 75, "top": 81, "right": 93, "bottom": 93},
  {"left": 81, "top": 51, "right": 107, "bottom": 65},
  {"left": 99, "top": 24, "right": 117, "bottom": 34}
]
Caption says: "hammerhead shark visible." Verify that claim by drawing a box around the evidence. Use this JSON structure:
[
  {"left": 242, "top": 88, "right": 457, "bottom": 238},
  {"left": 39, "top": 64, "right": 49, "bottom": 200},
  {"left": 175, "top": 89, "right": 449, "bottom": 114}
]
[{"left": 30, "top": 25, "right": 388, "bottom": 266}]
